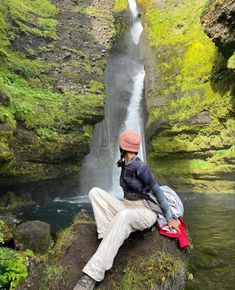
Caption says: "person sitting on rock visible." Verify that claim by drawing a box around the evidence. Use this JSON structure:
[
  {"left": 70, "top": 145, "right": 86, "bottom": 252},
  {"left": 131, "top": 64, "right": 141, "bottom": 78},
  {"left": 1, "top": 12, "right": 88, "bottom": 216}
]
[{"left": 73, "top": 129, "right": 180, "bottom": 290}]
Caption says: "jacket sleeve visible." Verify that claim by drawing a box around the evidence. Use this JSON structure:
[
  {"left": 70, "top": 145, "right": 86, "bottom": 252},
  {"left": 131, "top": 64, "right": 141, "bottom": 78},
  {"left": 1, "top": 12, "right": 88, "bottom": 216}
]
[{"left": 137, "top": 164, "right": 174, "bottom": 222}]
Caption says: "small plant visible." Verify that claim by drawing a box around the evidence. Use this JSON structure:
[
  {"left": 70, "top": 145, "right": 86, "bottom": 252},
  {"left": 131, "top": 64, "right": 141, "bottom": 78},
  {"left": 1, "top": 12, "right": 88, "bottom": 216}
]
[
  {"left": 42, "top": 264, "right": 70, "bottom": 289},
  {"left": 0, "top": 248, "right": 33, "bottom": 290},
  {"left": 37, "top": 127, "right": 61, "bottom": 142}
]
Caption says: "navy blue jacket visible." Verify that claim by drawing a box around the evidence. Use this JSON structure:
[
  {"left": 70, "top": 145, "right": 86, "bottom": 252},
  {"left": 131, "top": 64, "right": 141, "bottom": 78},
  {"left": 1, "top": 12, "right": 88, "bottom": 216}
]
[{"left": 120, "top": 156, "right": 173, "bottom": 222}]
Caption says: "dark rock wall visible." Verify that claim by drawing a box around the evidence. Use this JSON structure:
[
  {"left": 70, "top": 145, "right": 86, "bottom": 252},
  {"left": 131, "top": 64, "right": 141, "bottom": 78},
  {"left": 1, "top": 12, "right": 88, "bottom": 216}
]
[
  {"left": 201, "top": 0, "right": 235, "bottom": 59},
  {"left": 201, "top": 0, "right": 235, "bottom": 72}
]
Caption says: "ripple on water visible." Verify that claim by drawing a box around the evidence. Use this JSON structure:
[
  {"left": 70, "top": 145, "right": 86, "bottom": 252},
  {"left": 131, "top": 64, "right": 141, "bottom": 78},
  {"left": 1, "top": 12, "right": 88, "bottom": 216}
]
[{"left": 182, "top": 193, "right": 235, "bottom": 290}]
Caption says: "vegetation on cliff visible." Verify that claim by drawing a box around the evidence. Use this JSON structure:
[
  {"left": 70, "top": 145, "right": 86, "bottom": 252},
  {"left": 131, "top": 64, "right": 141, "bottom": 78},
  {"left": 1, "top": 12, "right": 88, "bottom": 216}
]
[
  {"left": 138, "top": 0, "right": 234, "bottom": 193},
  {"left": 0, "top": 0, "right": 115, "bottom": 195}
]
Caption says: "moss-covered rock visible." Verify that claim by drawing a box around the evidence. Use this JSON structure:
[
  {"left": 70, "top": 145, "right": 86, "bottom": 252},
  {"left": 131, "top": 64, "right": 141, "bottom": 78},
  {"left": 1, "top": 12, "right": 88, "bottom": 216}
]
[
  {"left": 0, "top": 191, "right": 34, "bottom": 213},
  {"left": 17, "top": 211, "right": 187, "bottom": 290},
  {"left": 0, "top": 215, "right": 16, "bottom": 244},
  {"left": 14, "top": 220, "right": 54, "bottom": 254},
  {"left": 138, "top": 0, "right": 234, "bottom": 193}
]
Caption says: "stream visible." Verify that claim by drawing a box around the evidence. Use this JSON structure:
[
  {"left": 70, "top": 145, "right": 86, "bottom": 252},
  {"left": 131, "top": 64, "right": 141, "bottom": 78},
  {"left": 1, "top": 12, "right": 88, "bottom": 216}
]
[{"left": 15, "top": 193, "right": 235, "bottom": 289}]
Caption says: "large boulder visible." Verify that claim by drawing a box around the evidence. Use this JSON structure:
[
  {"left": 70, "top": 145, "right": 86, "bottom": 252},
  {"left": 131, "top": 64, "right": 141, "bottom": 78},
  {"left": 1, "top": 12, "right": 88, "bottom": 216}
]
[{"left": 14, "top": 220, "right": 53, "bottom": 254}]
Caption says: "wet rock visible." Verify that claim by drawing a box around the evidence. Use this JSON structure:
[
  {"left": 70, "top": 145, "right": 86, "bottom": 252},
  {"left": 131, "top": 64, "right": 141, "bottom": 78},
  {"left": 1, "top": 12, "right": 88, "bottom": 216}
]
[
  {"left": 201, "top": 0, "right": 235, "bottom": 58},
  {"left": 186, "top": 111, "right": 211, "bottom": 125},
  {"left": 0, "top": 191, "right": 34, "bottom": 212},
  {"left": 0, "top": 143, "right": 13, "bottom": 163},
  {"left": 0, "top": 89, "right": 10, "bottom": 105},
  {"left": 14, "top": 220, "right": 53, "bottom": 254}
]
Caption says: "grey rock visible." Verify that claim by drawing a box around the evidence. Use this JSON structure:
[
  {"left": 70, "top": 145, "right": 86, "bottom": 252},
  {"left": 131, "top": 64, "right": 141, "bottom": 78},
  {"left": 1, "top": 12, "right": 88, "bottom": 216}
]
[
  {"left": 187, "top": 111, "right": 211, "bottom": 124},
  {"left": 14, "top": 220, "right": 53, "bottom": 253}
]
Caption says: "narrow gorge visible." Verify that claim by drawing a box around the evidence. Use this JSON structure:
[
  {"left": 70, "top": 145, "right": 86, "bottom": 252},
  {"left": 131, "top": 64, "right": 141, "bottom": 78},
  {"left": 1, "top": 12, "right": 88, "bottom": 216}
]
[{"left": 0, "top": 0, "right": 234, "bottom": 290}]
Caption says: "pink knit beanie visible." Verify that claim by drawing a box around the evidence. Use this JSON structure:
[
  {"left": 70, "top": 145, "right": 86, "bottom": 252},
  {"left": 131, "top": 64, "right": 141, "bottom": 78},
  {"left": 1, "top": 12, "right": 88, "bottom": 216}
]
[{"left": 119, "top": 130, "right": 141, "bottom": 152}]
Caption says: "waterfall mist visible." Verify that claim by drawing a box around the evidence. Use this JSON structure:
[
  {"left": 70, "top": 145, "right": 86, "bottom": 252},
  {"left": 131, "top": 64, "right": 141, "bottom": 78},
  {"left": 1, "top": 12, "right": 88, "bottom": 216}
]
[{"left": 78, "top": 0, "right": 146, "bottom": 198}]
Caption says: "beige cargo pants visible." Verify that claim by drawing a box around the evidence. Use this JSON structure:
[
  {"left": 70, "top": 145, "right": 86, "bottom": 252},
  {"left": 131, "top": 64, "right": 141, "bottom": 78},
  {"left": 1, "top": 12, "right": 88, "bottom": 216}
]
[{"left": 82, "top": 187, "right": 157, "bottom": 282}]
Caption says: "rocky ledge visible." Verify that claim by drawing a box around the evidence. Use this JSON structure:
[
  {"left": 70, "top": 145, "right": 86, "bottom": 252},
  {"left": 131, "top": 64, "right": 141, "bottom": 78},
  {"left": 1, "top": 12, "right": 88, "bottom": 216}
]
[{"left": 16, "top": 212, "right": 188, "bottom": 290}]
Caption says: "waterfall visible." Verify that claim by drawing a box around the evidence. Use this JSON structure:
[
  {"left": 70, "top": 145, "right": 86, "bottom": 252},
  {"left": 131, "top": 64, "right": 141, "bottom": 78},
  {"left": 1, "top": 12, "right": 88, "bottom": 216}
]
[{"left": 78, "top": 0, "right": 145, "bottom": 198}]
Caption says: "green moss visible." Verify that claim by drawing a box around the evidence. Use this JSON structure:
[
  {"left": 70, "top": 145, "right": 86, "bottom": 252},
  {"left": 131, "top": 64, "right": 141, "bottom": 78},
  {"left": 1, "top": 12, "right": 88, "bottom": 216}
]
[
  {"left": 117, "top": 252, "right": 186, "bottom": 290},
  {"left": 0, "top": 219, "right": 12, "bottom": 244},
  {"left": 227, "top": 52, "right": 235, "bottom": 70},
  {"left": 74, "top": 5, "right": 112, "bottom": 20},
  {"left": 0, "top": 106, "right": 16, "bottom": 131},
  {"left": 0, "top": 248, "right": 33, "bottom": 290},
  {"left": 86, "top": 80, "right": 105, "bottom": 94},
  {"left": 0, "top": 0, "right": 105, "bottom": 132},
  {"left": 114, "top": 0, "right": 128, "bottom": 12},
  {"left": 36, "top": 128, "right": 62, "bottom": 142},
  {"left": 138, "top": 0, "right": 234, "bottom": 193},
  {"left": 41, "top": 264, "right": 70, "bottom": 290},
  {"left": 0, "top": 141, "right": 13, "bottom": 162},
  {"left": 5, "top": 0, "right": 58, "bottom": 39}
]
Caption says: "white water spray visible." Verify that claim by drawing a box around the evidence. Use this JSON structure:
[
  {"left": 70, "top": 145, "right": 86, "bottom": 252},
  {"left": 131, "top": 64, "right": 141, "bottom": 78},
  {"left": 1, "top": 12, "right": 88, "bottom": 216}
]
[
  {"left": 111, "top": 0, "right": 146, "bottom": 196},
  {"left": 54, "top": 0, "right": 146, "bottom": 203},
  {"left": 128, "top": 0, "right": 139, "bottom": 18}
]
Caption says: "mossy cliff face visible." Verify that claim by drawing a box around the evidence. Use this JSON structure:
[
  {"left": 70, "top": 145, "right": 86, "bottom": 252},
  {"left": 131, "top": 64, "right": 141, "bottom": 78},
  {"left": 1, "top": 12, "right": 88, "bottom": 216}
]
[
  {"left": 0, "top": 0, "right": 117, "bottom": 195},
  {"left": 138, "top": 0, "right": 234, "bottom": 193}
]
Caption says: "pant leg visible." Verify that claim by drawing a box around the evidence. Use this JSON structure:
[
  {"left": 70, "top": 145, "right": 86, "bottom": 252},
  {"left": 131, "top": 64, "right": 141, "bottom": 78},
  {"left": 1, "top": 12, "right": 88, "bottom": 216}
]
[
  {"left": 83, "top": 205, "right": 157, "bottom": 281},
  {"left": 89, "top": 187, "right": 125, "bottom": 239}
]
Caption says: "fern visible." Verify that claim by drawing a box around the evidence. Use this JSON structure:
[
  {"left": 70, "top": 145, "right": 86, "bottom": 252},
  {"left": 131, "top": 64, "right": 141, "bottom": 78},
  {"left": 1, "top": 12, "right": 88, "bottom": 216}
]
[{"left": 0, "top": 248, "right": 32, "bottom": 290}]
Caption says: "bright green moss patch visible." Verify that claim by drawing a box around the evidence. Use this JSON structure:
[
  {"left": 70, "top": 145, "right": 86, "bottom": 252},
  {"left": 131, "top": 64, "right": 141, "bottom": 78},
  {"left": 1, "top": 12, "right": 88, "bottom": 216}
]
[
  {"left": 227, "top": 52, "right": 235, "bottom": 70},
  {"left": 0, "top": 0, "right": 105, "bottom": 132},
  {"left": 0, "top": 248, "right": 33, "bottom": 290},
  {"left": 3, "top": 0, "right": 58, "bottom": 40},
  {"left": 74, "top": 5, "right": 112, "bottom": 20},
  {"left": 114, "top": 0, "right": 128, "bottom": 12},
  {"left": 118, "top": 252, "right": 186, "bottom": 290}
]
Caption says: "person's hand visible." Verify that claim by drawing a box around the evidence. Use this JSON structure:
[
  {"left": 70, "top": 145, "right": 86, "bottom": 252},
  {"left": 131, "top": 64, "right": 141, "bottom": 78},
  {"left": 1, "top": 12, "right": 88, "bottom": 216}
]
[{"left": 168, "top": 218, "right": 180, "bottom": 233}]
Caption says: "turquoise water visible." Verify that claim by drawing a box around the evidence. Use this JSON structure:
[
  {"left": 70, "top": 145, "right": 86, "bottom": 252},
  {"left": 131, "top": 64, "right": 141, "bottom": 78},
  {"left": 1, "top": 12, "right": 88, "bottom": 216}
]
[
  {"left": 15, "top": 193, "right": 235, "bottom": 289},
  {"left": 181, "top": 193, "right": 235, "bottom": 290}
]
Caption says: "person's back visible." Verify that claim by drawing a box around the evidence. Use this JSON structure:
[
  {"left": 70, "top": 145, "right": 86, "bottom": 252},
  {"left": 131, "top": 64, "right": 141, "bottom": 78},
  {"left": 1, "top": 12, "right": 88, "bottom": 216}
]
[{"left": 73, "top": 130, "right": 180, "bottom": 290}]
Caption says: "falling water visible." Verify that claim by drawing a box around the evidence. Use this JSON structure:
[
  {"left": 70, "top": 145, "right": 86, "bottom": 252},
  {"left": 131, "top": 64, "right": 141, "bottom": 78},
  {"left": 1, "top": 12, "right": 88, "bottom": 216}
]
[{"left": 78, "top": 0, "right": 146, "bottom": 198}]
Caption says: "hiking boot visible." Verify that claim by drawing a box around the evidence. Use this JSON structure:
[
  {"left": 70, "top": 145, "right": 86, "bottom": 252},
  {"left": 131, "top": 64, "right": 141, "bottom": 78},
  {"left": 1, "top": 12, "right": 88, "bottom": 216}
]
[{"left": 73, "top": 274, "right": 96, "bottom": 290}]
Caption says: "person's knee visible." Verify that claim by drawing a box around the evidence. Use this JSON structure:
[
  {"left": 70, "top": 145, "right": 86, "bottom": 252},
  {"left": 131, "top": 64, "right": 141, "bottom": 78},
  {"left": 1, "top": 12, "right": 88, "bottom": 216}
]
[
  {"left": 89, "top": 187, "right": 99, "bottom": 199},
  {"left": 88, "top": 187, "right": 105, "bottom": 201},
  {"left": 116, "top": 209, "right": 133, "bottom": 221}
]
